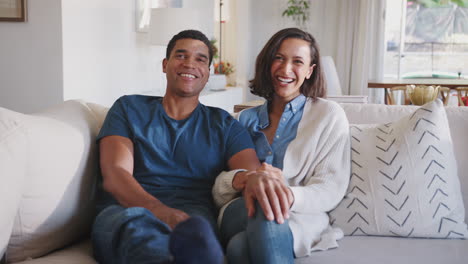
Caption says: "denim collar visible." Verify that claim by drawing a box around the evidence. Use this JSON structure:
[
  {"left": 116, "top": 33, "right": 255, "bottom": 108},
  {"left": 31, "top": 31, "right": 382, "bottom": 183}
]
[{"left": 257, "top": 94, "right": 306, "bottom": 130}]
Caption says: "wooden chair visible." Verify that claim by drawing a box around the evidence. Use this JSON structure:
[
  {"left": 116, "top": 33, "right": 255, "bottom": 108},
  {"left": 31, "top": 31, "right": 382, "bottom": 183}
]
[
  {"left": 386, "top": 86, "right": 411, "bottom": 105},
  {"left": 438, "top": 87, "right": 451, "bottom": 106},
  {"left": 456, "top": 87, "right": 468, "bottom": 106}
]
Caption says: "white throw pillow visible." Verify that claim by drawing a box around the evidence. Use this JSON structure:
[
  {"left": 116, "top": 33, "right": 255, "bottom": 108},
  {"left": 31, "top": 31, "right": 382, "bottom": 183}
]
[
  {"left": 6, "top": 101, "right": 100, "bottom": 262},
  {"left": 0, "top": 108, "right": 27, "bottom": 259},
  {"left": 330, "top": 100, "right": 468, "bottom": 238}
]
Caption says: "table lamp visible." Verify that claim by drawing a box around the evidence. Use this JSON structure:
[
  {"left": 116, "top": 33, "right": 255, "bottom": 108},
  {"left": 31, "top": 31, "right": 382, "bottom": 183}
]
[{"left": 321, "top": 56, "right": 343, "bottom": 96}]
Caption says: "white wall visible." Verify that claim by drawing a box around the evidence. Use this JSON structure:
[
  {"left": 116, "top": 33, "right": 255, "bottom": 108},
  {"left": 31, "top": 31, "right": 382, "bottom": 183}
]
[
  {"left": 0, "top": 0, "right": 63, "bottom": 113},
  {"left": 62, "top": 0, "right": 214, "bottom": 107},
  {"left": 1, "top": 0, "right": 215, "bottom": 113},
  {"left": 184, "top": 0, "right": 214, "bottom": 40},
  {"left": 62, "top": 0, "right": 164, "bottom": 107}
]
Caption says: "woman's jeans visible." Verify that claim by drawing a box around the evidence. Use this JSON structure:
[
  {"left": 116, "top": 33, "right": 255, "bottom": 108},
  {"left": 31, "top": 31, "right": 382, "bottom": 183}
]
[
  {"left": 220, "top": 197, "right": 294, "bottom": 264},
  {"left": 91, "top": 188, "right": 218, "bottom": 264}
]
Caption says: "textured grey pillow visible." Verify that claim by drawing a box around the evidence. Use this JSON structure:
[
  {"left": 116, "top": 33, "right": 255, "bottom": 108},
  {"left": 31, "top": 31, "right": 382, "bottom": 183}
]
[{"left": 330, "top": 100, "right": 468, "bottom": 238}]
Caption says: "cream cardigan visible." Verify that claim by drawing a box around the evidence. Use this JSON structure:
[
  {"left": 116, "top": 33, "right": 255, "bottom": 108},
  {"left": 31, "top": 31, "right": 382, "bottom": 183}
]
[{"left": 212, "top": 98, "right": 351, "bottom": 257}]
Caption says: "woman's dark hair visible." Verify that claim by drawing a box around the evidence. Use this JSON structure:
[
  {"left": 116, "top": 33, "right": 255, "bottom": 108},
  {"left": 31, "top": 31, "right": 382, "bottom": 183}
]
[
  {"left": 166, "top": 29, "right": 214, "bottom": 65},
  {"left": 249, "top": 28, "right": 326, "bottom": 101}
]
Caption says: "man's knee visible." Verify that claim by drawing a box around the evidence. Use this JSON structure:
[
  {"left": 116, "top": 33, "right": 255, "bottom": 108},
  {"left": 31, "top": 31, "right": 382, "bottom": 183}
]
[
  {"left": 170, "top": 216, "right": 224, "bottom": 264},
  {"left": 94, "top": 206, "right": 158, "bottom": 229},
  {"left": 92, "top": 205, "right": 172, "bottom": 263}
]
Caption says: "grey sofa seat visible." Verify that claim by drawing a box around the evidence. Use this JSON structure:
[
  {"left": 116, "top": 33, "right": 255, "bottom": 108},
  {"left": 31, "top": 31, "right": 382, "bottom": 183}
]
[{"left": 296, "top": 236, "right": 468, "bottom": 264}]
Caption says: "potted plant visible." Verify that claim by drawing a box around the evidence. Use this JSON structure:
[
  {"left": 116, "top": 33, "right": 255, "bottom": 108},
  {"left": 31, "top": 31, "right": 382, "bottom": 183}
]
[
  {"left": 207, "top": 39, "right": 236, "bottom": 90},
  {"left": 282, "top": 0, "right": 310, "bottom": 28}
]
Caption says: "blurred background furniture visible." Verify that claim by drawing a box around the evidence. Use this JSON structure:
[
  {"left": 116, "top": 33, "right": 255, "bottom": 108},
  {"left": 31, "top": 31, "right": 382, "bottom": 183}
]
[
  {"left": 439, "top": 87, "right": 451, "bottom": 106},
  {"left": 321, "top": 56, "right": 343, "bottom": 96},
  {"left": 368, "top": 79, "right": 468, "bottom": 104},
  {"left": 386, "top": 85, "right": 451, "bottom": 106},
  {"left": 386, "top": 86, "right": 410, "bottom": 105},
  {"left": 457, "top": 87, "right": 468, "bottom": 106}
]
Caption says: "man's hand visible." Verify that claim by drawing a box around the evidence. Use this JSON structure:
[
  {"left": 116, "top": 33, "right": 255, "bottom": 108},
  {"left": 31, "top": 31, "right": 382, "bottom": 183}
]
[
  {"left": 243, "top": 164, "right": 294, "bottom": 224},
  {"left": 148, "top": 203, "right": 190, "bottom": 230}
]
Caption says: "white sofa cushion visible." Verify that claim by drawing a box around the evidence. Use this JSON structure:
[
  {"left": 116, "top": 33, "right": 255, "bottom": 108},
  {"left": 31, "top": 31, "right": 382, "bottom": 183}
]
[
  {"left": 330, "top": 100, "right": 468, "bottom": 238},
  {"left": 11, "top": 240, "right": 96, "bottom": 264},
  {"left": 0, "top": 108, "right": 27, "bottom": 259},
  {"left": 6, "top": 101, "right": 100, "bottom": 262}
]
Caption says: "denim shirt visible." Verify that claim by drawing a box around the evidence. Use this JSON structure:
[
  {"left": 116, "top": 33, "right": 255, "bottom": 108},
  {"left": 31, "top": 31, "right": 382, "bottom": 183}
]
[{"left": 239, "top": 95, "right": 306, "bottom": 170}]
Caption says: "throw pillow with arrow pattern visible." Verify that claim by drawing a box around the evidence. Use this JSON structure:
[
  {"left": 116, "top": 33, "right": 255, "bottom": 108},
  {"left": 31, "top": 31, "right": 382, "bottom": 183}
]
[{"left": 330, "top": 99, "right": 468, "bottom": 239}]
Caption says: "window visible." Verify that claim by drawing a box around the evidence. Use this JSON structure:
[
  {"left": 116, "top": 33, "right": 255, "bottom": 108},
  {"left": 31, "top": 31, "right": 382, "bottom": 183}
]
[{"left": 384, "top": 0, "right": 468, "bottom": 79}]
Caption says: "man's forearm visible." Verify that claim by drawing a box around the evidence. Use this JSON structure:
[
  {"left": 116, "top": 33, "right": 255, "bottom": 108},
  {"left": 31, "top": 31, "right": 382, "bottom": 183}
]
[{"left": 102, "top": 166, "right": 164, "bottom": 210}]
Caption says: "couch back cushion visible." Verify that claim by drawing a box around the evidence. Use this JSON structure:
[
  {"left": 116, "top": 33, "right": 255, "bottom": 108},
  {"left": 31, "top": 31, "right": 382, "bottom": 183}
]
[
  {"left": 6, "top": 100, "right": 100, "bottom": 262},
  {"left": 0, "top": 108, "right": 27, "bottom": 259},
  {"left": 341, "top": 103, "right": 468, "bottom": 223}
]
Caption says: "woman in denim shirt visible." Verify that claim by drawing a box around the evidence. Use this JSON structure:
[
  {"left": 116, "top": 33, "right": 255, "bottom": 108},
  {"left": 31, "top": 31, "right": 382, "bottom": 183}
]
[{"left": 213, "top": 28, "right": 351, "bottom": 263}]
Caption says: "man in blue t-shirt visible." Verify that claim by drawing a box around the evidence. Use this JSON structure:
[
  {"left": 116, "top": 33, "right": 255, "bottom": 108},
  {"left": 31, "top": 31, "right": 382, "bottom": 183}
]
[{"left": 91, "top": 30, "right": 261, "bottom": 264}]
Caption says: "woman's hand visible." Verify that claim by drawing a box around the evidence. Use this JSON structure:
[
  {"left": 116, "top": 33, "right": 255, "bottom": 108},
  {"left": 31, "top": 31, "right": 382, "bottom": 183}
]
[
  {"left": 256, "top": 163, "right": 284, "bottom": 182},
  {"left": 257, "top": 163, "right": 294, "bottom": 207},
  {"left": 243, "top": 163, "right": 294, "bottom": 224}
]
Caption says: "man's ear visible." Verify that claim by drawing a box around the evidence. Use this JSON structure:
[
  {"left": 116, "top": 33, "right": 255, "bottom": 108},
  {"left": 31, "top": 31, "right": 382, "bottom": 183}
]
[{"left": 162, "top": 58, "right": 167, "bottom": 73}]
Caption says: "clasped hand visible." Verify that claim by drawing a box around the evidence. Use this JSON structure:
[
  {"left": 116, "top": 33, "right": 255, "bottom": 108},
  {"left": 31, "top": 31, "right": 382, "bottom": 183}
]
[
  {"left": 243, "top": 163, "right": 294, "bottom": 224},
  {"left": 148, "top": 203, "right": 189, "bottom": 230}
]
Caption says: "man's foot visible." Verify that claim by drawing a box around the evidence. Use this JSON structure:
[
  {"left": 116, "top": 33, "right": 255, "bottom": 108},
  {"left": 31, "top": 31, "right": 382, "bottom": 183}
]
[{"left": 169, "top": 216, "right": 223, "bottom": 264}]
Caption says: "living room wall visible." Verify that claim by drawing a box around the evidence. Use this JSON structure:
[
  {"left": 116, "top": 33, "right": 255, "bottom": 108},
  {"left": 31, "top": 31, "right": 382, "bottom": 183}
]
[
  {"left": 61, "top": 0, "right": 161, "bottom": 108},
  {"left": 0, "top": 0, "right": 63, "bottom": 113},
  {"left": 0, "top": 0, "right": 214, "bottom": 113},
  {"left": 0, "top": 0, "right": 160, "bottom": 113}
]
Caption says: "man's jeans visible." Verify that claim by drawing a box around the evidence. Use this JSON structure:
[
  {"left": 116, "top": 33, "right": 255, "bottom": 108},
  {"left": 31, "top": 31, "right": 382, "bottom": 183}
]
[
  {"left": 91, "top": 187, "right": 218, "bottom": 264},
  {"left": 220, "top": 197, "right": 294, "bottom": 264}
]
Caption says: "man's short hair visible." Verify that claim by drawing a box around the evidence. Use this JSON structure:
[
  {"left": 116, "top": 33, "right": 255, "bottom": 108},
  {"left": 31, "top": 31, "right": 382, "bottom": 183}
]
[{"left": 166, "top": 29, "right": 214, "bottom": 65}]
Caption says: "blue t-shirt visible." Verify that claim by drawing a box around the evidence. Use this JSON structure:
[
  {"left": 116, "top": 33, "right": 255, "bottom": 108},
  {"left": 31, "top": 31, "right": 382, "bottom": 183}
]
[
  {"left": 97, "top": 95, "right": 254, "bottom": 193},
  {"left": 238, "top": 95, "right": 306, "bottom": 170}
]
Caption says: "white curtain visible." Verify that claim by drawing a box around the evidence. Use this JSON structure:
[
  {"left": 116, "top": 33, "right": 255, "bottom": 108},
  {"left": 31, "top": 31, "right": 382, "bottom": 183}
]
[{"left": 309, "top": 0, "right": 386, "bottom": 103}]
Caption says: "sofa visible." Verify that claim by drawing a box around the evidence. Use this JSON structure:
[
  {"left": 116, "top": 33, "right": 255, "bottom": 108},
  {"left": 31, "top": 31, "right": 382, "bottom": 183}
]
[{"left": 1, "top": 99, "right": 467, "bottom": 264}]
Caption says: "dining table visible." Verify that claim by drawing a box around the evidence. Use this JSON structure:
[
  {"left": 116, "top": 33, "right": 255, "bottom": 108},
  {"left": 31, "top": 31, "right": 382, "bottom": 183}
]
[{"left": 368, "top": 78, "right": 468, "bottom": 104}]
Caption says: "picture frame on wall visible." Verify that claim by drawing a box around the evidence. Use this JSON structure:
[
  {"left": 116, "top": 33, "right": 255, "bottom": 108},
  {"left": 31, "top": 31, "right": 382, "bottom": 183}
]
[{"left": 0, "top": 0, "right": 26, "bottom": 22}]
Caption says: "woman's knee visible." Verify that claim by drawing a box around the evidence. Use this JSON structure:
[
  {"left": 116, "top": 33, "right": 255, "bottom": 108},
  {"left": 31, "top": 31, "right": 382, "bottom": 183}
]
[
  {"left": 220, "top": 198, "right": 248, "bottom": 246},
  {"left": 247, "top": 202, "right": 292, "bottom": 238},
  {"left": 226, "top": 232, "right": 250, "bottom": 264}
]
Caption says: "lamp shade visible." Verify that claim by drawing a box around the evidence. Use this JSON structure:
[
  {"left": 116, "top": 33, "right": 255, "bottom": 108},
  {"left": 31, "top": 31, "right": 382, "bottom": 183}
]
[
  {"left": 149, "top": 8, "right": 205, "bottom": 46},
  {"left": 321, "top": 56, "right": 343, "bottom": 95}
]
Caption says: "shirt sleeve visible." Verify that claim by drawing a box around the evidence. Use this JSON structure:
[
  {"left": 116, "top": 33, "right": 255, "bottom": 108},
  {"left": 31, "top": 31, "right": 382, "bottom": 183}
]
[
  {"left": 212, "top": 112, "right": 254, "bottom": 209},
  {"left": 224, "top": 116, "right": 255, "bottom": 162},
  {"left": 96, "top": 96, "right": 133, "bottom": 142},
  {"left": 212, "top": 169, "right": 246, "bottom": 209}
]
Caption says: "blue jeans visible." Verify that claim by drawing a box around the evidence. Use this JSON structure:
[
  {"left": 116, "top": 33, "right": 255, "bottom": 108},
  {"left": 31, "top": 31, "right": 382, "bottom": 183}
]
[
  {"left": 220, "top": 198, "right": 294, "bottom": 264},
  {"left": 91, "top": 187, "right": 219, "bottom": 264}
]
